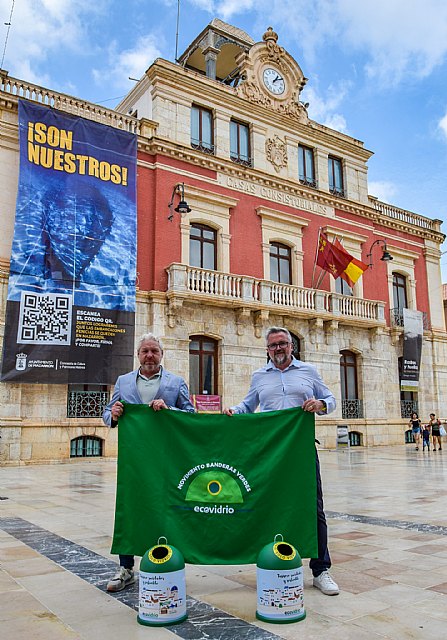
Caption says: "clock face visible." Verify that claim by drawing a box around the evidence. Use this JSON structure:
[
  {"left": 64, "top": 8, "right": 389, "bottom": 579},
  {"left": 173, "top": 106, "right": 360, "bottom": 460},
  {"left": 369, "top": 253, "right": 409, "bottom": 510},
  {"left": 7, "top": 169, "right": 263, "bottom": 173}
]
[{"left": 262, "top": 68, "right": 286, "bottom": 95}]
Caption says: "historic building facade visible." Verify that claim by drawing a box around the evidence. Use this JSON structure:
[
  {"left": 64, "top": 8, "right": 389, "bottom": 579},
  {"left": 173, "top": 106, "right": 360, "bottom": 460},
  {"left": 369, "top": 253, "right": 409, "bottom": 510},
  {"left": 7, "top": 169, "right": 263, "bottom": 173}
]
[{"left": 0, "top": 19, "right": 446, "bottom": 463}]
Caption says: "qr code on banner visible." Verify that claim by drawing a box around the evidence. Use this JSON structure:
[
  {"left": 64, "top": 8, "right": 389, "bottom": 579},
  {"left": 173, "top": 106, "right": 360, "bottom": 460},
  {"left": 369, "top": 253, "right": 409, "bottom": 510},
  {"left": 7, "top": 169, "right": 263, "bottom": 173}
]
[{"left": 17, "top": 292, "right": 72, "bottom": 345}]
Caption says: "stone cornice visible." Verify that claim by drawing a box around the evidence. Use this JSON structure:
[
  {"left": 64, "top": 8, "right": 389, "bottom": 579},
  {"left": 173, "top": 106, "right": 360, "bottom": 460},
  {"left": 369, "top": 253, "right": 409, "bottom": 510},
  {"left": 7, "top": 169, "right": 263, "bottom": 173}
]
[{"left": 137, "top": 134, "right": 443, "bottom": 243}]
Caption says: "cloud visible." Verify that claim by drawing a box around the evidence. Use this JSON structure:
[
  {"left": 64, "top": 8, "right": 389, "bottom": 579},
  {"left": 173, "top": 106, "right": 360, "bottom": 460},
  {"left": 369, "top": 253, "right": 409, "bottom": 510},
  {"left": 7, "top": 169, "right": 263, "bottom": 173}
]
[
  {"left": 188, "top": 0, "right": 447, "bottom": 86},
  {"left": 439, "top": 111, "right": 447, "bottom": 141},
  {"left": 92, "top": 34, "right": 163, "bottom": 91},
  {"left": 368, "top": 181, "right": 398, "bottom": 203},
  {"left": 301, "top": 82, "right": 351, "bottom": 134},
  {"left": 0, "top": 0, "right": 102, "bottom": 87}
]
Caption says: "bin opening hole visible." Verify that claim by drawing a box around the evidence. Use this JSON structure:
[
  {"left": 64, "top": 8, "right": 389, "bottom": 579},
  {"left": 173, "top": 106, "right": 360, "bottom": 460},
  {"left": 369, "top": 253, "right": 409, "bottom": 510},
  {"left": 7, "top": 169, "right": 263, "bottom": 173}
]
[
  {"left": 152, "top": 546, "right": 170, "bottom": 560},
  {"left": 277, "top": 543, "right": 294, "bottom": 557}
]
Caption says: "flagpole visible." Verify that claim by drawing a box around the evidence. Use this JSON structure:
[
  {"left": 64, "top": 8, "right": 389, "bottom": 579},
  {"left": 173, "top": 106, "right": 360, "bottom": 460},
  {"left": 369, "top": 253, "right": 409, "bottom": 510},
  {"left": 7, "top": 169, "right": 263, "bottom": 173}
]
[{"left": 311, "top": 227, "right": 322, "bottom": 289}]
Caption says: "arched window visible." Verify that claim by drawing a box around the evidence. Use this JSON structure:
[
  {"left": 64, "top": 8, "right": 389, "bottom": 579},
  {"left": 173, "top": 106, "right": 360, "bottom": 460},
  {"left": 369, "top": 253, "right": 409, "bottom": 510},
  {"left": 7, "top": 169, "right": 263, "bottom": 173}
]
[
  {"left": 190, "top": 224, "right": 217, "bottom": 270},
  {"left": 270, "top": 242, "right": 291, "bottom": 284},
  {"left": 189, "top": 336, "right": 218, "bottom": 395},
  {"left": 340, "top": 350, "right": 363, "bottom": 418},
  {"left": 290, "top": 331, "right": 301, "bottom": 360}
]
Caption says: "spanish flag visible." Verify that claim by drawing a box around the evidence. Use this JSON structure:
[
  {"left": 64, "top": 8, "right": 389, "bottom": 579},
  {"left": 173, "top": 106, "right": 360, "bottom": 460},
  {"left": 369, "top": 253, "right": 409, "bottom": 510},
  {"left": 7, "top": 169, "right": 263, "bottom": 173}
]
[{"left": 317, "top": 231, "right": 368, "bottom": 286}]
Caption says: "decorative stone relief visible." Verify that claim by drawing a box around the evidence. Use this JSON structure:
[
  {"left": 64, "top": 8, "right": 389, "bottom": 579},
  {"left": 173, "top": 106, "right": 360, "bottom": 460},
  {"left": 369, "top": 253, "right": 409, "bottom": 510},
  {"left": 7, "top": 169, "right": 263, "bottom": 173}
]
[{"left": 265, "top": 135, "right": 288, "bottom": 173}]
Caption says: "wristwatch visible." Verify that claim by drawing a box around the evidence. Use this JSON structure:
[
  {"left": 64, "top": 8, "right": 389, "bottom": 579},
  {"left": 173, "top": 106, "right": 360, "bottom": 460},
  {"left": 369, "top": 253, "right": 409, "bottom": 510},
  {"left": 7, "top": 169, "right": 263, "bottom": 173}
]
[{"left": 319, "top": 400, "right": 327, "bottom": 413}]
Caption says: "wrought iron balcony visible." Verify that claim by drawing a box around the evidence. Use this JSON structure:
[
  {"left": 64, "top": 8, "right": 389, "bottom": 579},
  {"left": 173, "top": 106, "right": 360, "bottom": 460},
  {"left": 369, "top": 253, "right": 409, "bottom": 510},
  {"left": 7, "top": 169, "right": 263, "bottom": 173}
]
[
  {"left": 299, "top": 177, "right": 317, "bottom": 189},
  {"left": 230, "top": 152, "right": 253, "bottom": 167},
  {"left": 67, "top": 391, "right": 109, "bottom": 418},
  {"left": 329, "top": 186, "right": 346, "bottom": 198},
  {"left": 166, "top": 264, "right": 386, "bottom": 327},
  {"left": 341, "top": 399, "right": 364, "bottom": 419},
  {"left": 191, "top": 139, "right": 215, "bottom": 155},
  {"left": 390, "top": 308, "right": 430, "bottom": 330}
]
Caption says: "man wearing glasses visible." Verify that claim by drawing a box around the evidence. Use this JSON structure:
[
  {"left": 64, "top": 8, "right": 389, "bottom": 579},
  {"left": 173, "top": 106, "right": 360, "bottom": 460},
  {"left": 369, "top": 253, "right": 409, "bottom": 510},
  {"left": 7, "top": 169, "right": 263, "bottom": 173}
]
[{"left": 223, "top": 326, "right": 338, "bottom": 595}]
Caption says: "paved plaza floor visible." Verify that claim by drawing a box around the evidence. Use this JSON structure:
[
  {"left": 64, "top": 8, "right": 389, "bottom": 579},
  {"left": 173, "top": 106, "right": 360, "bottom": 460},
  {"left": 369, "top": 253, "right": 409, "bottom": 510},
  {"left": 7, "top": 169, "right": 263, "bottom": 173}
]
[{"left": 1, "top": 444, "right": 446, "bottom": 639}]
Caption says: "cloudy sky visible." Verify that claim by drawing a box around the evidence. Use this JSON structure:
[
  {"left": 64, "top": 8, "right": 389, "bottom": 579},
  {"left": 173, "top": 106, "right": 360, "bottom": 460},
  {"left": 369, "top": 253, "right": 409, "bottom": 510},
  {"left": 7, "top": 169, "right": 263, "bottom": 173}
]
[{"left": 2, "top": 0, "right": 447, "bottom": 281}]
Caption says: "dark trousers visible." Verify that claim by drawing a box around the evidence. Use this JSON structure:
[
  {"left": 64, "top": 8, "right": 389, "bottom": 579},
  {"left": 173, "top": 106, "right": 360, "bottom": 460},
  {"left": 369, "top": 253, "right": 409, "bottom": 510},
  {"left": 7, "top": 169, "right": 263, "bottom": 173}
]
[
  {"left": 309, "top": 450, "right": 332, "bottom": 577},
  {"left": 119, "top": 553, "right": 134, "bottom": 569},
  {"left": 119, "top": 451, "right": 332, "bottom": 575}
]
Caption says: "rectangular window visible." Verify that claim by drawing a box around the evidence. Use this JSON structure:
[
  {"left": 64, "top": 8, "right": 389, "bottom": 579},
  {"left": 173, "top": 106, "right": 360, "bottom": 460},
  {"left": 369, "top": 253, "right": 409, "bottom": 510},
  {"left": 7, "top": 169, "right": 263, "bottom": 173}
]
[
  {"left": 328, "top": 156, "right": 344, "bottom": 197},
  {"left": 191, "top": 105, "right": 214, "bottom": 154},
  {"left": 67, "top": 384, "right": 109, "bottom": 418},
  {"left": 230, "top": 120, "right": 251, "bottom": 166},
  {"left": 298, "top": 144, "right": 316, "bottom": 187}
]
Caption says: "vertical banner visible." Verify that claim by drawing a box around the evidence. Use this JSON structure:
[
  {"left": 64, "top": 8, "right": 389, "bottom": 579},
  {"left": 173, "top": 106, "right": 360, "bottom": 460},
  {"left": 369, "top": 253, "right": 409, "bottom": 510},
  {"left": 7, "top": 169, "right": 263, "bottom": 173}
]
[
  {"left": 1, "top": 100, "right": 137, "bottom": 384},
  {"left": 400, "top": 309, "right": 423, "bottom": 392}
]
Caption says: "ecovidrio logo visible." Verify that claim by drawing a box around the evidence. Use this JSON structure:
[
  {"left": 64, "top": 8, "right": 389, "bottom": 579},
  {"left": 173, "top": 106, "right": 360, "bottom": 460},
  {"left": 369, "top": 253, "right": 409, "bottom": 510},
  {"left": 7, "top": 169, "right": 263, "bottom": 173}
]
[{"left": 176, "top": 461, "right": 252, "bottom": 516}]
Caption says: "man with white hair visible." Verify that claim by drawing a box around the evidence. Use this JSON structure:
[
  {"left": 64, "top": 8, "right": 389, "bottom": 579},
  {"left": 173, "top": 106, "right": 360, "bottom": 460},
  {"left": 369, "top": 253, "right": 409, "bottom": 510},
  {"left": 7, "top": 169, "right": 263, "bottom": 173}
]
[{"left": 103, "top": 332, "right": 194, "bottom": 591}]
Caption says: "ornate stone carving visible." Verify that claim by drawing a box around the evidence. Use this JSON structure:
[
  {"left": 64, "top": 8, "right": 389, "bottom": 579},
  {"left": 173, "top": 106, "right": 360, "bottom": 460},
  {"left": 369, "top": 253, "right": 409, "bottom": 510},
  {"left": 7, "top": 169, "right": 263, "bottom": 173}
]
[
  {"left": 266, "top": 135, "right": 288, "bottom": 173},
  {"left": 239, "top": 81, "right": 272, "bottom": 108}
]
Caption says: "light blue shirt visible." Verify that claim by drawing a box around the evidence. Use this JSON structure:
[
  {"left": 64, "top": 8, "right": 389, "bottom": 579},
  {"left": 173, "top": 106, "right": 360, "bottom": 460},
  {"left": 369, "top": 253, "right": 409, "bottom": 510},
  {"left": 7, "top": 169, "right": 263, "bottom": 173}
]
[{"left": 231, "top": 357, "right": 336, "bottom": 415}]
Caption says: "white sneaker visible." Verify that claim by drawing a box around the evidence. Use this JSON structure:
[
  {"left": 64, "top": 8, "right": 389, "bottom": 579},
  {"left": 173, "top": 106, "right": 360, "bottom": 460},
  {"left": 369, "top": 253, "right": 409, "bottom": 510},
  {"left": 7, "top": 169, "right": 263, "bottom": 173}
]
[
  {"left": 107, "top": 567, "right": 135, "bottom": 592},
  {"left": 313, "top": 570, "right": 339, "bottom": 595}
]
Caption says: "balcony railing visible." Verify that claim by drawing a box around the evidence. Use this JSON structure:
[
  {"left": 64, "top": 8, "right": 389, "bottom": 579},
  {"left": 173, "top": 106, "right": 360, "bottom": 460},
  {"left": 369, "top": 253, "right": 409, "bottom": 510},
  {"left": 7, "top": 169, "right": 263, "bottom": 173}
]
[
  {"left": 390, "top": 308, "right": 430, "bottom": 330},
  {"left": 67, "top": 391, "right": 109, "bottom": 418},
  {"left": 370, "top": 198, "right": 441, "bottom": 232},
  {"left": 191, "top": 139, "right": 215, "bottom": 155},
  {"left": 167, "top": 264, "right": 386, "bottom": 325},
  {"left": 341, "top": 399, "right": 364, "bottom": 419},
  {"left": 0, "top": 73, "right": 139, "bottom": 134}
]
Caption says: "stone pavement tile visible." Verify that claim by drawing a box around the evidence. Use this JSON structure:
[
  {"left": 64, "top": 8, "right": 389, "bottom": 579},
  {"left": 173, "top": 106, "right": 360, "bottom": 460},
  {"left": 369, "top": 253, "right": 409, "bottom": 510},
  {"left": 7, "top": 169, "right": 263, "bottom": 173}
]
[
  {"left": 277, "top": 617, "right": 389, "bottom": 639},
  {"left": 201, "top": 584, "right": 258, "bottom": 622},
  {"left": 349, "top": 603, "right": 446, "bottom": 640},
  {"left": 297, "top": 587, "right": 388, "bottom": 623},
  {"left": 332, "top": 531, "right": 375, "bottom": 540},
  {"left": 2, "top": 556, "right": 65, "bottom": 578},
  {"left": 408, "top": 543, "right": 447, "bottom": 556},
  {"left": 0, "top": 567, "right": 23, "bottom": 592},
  {"left": 0, "top": 587, "right": 52, "bottom": 620},
  {"left": 330, "top": 567, "right": 395, "bottom": 594},
  {"left": 185, "top": 564, "right": 248, "bottom": 597},
  {"left": 0, "top": 543, "right": 41, "bottom": 560},
  {"left": 226, "top": 568, "right": 257, "bottom": 589},
  {"left": 384, "top": 568, "right": 447, "bottom": 589},
  {"left": 0, "top": 610, "right": 82, "bottom": 640},
  {"left": 361, "top": 548, "right": 419, "bottom": 564},
  {"left": 330, "top": 551, "right": 362, "bottom": 564},
  {"left": 364, "top": 582, "right": 439, "bottom": 608},
  {"left": 417, "top": 592, "right": 447, "bottom": 620},
  {"left": 428, "top": 581, "right": 447, "bottom": 595},
  {"left": 392, "top": 553, "right": 447, "bottom": 572},
  {"left": 73, "top": 609, "right": 174, "bottom": 640},
  {"left": 403, "top": 533, "right": 443, "bottom": 542}
]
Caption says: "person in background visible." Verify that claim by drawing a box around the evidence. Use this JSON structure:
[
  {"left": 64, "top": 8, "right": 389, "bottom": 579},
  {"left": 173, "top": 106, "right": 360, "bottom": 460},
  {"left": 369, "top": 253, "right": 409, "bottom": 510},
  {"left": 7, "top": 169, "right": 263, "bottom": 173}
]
[
  {"left": 408, "top": 411, "right": 422, "bottom": 451},
  {"left": 429, "top": 413, "right": 442, "bottom": 451},
  {"left": 422, "top": 421, "right": 431, "bottom": 452},
  {"left": 103, "top": 332, "right": 195, "bottom": 592},
  {"left": 223, "top": 326, "right": 339, "bottom": 596}
]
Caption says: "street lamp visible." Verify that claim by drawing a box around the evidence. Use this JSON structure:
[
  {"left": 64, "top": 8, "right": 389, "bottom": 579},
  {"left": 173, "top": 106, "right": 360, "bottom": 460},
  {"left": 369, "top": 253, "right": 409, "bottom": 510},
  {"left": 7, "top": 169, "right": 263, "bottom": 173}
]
[
  {"left": 366, "top": 239, "right": 393, "bottom": 268},
  {"left": 168, "top": 182, "right": 191, "bottom": 221}
]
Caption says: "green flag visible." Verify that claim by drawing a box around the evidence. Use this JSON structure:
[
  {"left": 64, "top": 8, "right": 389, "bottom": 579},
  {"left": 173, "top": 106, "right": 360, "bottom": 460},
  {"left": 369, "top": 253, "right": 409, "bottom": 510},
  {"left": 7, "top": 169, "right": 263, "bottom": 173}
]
[{"left": 111, "top": 404, "right": 317, "bottom": 564}]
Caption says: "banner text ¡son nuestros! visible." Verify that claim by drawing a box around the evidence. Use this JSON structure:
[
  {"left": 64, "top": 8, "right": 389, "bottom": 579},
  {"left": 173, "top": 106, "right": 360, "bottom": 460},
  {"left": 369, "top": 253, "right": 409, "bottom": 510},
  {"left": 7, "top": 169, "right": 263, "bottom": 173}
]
[{"left": 27, "top": 121, "right": 129, "bottom": 186}]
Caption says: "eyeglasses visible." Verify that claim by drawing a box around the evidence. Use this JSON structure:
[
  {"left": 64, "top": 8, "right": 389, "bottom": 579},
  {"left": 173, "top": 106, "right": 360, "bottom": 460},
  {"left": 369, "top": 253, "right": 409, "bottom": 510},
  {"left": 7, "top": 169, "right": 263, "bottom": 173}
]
[{"left": 267, "top": 341, "right": 290, "bottom": 351}]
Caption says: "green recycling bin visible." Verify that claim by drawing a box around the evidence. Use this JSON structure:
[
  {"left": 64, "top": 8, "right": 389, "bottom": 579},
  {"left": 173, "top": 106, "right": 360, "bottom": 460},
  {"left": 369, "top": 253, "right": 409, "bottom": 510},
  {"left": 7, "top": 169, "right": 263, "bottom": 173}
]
[
  {"left": 256, "top": 534, "right": 306, "bottom": 623},
  {"left": 137, "top": 537, "right": 187, "bottom": 626}
]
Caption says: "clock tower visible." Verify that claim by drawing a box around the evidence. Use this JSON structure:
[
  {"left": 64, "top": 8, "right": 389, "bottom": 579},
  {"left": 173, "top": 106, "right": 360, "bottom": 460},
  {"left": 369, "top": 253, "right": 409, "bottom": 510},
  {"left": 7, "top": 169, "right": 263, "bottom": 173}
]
[{"left": 236, "top": 27, "right": 308, "bottom": 123}]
